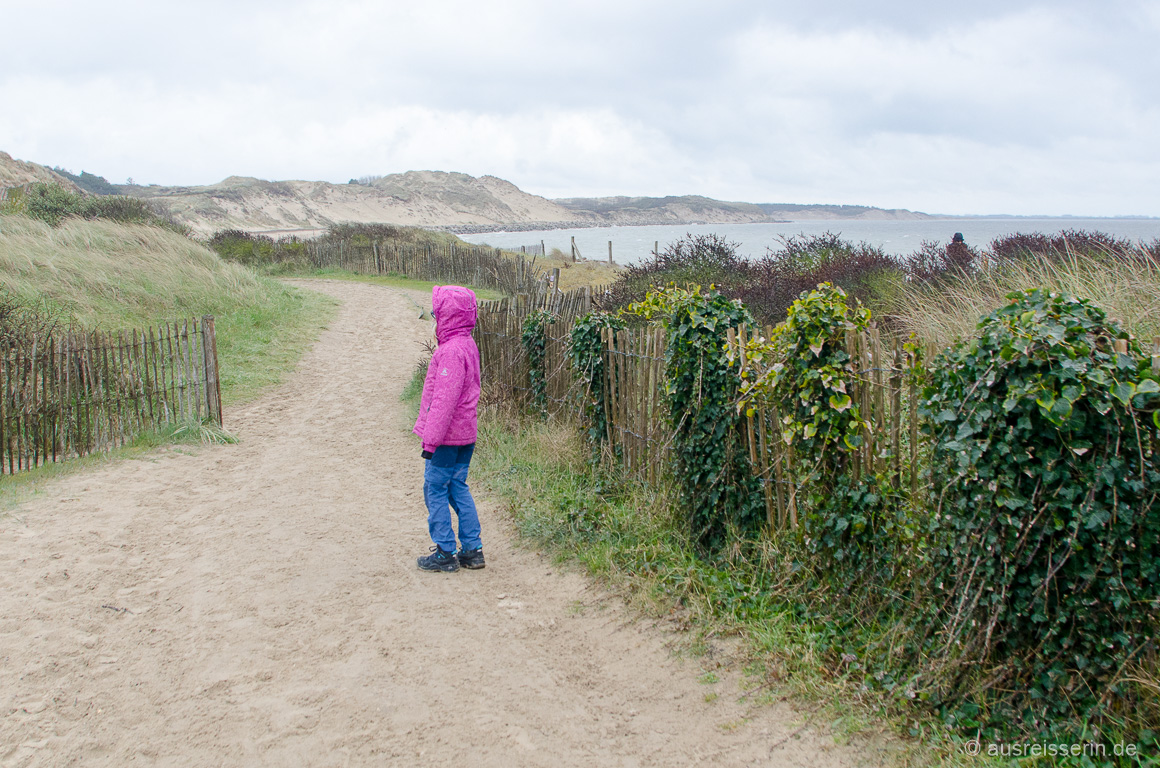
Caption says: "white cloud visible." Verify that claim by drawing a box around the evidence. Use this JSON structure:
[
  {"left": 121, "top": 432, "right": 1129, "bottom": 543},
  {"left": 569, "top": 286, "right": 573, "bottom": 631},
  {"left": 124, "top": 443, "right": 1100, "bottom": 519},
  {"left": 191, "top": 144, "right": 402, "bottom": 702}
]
[{"left": 0, "top": 0, "right": 1157, "bottom": 215}]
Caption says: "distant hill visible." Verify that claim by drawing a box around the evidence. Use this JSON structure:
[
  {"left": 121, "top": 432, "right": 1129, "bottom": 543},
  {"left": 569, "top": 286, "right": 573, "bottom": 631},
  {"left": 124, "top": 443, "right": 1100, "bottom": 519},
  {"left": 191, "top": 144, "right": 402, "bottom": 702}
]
[
  {"left": 123, "top": 172, "right": 930, "bottom": 236},
  {"left": 0, "top": 150, "right": 930, "bottom": 235},
  {"left": 120, "top": 172, "right": 592, "bottom": 237},
  {"left": 0, "top": 152, "right": 80, "bottom": 192},
  {"left": 555, "top": 195, "right": 931, "bottom": 225}
]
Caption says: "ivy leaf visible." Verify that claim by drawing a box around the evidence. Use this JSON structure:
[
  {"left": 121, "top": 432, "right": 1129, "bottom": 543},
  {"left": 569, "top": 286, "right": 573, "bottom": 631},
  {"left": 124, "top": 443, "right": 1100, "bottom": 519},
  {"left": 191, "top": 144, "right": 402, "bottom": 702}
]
[
  {"left": 1111, "top": 381, "right": 1136, "bottom": 405},
  {"left": 1132, "top": 378, "right": 1160, "bottom": 406},
  {"left": 828, "top": 393, "right": 853, "bottom": 413}
]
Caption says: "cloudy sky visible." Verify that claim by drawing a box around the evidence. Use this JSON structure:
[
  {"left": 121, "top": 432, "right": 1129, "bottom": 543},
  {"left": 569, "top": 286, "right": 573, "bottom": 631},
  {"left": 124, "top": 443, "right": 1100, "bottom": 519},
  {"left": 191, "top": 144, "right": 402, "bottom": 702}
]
[{"left": 2, "top": 0, "right": 1158, "bottom": 215}]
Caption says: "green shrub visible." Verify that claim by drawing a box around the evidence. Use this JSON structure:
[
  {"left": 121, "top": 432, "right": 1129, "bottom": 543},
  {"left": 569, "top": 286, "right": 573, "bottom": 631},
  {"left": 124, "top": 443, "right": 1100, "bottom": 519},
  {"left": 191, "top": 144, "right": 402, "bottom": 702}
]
[
  {"left": 567, "top": 311, "right": 627, "bottom": 454},
  {"left": 627, "top": 285, "right": 763, "bottom": 555},
  {"left": 207, "top": 229, "right": 279, "bottom": 266},
  {"left": 605, "top": 233, "right": 899, "bottom": 326},
  {"left": 919, "top": 288, "right": 1160, "bottom": 735},
  {"left": 2, "top": 182, "right": 185, "bottom": 234},
  {"left": 520, "top": 309, "right": 558, "bottom": 415}
]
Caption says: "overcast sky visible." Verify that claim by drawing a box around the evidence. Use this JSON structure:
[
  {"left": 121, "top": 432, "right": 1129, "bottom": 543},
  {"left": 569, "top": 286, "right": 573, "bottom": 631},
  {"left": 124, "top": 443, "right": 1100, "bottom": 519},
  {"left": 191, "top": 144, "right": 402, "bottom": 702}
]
[{"left": 2, "top": 0, "right": 1158, "bottom": 215}]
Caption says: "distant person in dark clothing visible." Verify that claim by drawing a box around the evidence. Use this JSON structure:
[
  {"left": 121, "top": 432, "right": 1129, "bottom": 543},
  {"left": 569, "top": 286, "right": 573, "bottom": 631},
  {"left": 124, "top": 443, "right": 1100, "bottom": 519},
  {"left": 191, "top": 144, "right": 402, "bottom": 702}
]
[{"left": 947, "top": 232, "right": 974, "bottom": 272}]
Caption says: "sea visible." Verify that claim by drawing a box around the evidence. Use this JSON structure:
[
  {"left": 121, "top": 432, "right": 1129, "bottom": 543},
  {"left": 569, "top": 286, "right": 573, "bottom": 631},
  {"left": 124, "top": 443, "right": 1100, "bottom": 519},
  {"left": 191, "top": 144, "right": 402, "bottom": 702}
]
[{"left": 460, "top": 218, "right": 1160, "bottom": 266}]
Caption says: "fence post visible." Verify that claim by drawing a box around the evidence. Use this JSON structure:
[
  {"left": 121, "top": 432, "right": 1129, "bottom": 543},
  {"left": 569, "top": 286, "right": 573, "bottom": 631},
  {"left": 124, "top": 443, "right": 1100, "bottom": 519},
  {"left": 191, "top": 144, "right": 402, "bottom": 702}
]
[
  {"left": 608, "top": 241, "right": 613, "bottom": 264},
  {"left": 0, "top": 345, "right": 6, "bottom": 473},
  {"left": 201, "top": 315, "right": 223, "bottom": 426},
  {"left": 570, "top": 236, "right": 576, "bottom": 263}
]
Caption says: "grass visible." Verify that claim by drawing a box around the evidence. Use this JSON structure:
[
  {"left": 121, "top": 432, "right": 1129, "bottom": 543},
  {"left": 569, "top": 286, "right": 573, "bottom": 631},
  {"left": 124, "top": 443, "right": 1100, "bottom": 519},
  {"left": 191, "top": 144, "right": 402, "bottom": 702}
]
[
  {"left": 893, "top": 249, "right": 1160, "bottom": 349},
  {"left": 283, "top": 267, "right": 505, "bottom": 302},
  {"left": 0, "top": 214, "right": 339, "bottom": 407},
  {"left": 526, "top": 253, "right": 622, "bottom": 291}
]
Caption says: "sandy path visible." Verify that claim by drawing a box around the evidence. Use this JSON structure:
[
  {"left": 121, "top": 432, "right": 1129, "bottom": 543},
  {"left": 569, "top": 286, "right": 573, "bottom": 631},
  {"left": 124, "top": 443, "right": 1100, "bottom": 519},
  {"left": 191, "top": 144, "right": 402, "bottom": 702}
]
[{"left": 1, "top": 280, "right": 883, "bottom": 767}]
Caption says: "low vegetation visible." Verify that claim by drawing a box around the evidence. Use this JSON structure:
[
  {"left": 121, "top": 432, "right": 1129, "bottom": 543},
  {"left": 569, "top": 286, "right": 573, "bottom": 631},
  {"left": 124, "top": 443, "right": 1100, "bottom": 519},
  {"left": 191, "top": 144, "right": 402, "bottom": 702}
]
[
  {"left": 602, "top": 230, "right": 1160, "bottom": 343},
  {"left": 0, "top": 214, "right": 336, "bottom": 406},
  {"left": 477, "top": 229, "right": 1160, "bottom": 765},
  {"left": 895, "top": 239, "right": 1160, "bottom": 347},
  {"left": 208, "top": 226, "right": 620, "bottom": 290},
  {"left": 1, "top": 181, "right": 188, "bottom": 234}
]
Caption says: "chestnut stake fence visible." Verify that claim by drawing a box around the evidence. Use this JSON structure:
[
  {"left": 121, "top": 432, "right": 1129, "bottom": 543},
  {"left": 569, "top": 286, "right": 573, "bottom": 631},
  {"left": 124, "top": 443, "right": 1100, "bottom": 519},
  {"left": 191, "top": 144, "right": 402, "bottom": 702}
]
[
  {"left": 475, "top": 288, "right": 931, "bottom": 531},
  {"left": 1, "top": 316, "right": 222, "bottom": 474},
  {"left": 270, "top": 238, "right": 547, "bottom": 297}
]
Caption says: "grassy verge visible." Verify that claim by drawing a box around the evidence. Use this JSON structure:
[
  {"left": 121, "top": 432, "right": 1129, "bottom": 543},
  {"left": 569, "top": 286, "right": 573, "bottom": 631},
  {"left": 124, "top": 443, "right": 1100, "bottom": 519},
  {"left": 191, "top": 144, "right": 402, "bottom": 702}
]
[
  {"left": 281, "top": 268, "right": 505, "bottom": 301},
  {"left": 403, "top": 396, "right": 1002, "bottom": 765},
  {"left": 1, "top": 214, "right": 338, "bottom": 502},
  {"left": 0, "top": 214, "right": 339, "bottom": 407},
  {"left": 894, "top": 249, "right": 1160, "bottom": 348}
]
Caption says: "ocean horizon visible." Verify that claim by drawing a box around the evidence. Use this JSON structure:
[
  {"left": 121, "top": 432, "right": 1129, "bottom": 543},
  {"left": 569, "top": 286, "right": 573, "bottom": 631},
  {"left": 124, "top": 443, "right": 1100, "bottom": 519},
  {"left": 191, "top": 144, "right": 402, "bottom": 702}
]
[{"left": 461, "top": 218, "right": 1160, "bottom": 266}]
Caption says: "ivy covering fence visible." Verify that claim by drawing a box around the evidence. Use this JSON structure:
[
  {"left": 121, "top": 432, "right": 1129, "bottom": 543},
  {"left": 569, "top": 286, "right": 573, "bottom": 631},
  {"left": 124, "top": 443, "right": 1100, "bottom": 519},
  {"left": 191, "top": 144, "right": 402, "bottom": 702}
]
[{"left": 474, "top": 280, "right": 1160, "bottom": 752}]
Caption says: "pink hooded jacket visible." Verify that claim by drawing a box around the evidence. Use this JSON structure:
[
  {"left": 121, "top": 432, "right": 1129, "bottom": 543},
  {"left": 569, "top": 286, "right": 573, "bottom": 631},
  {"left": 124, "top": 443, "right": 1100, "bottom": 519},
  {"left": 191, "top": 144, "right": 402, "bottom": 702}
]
[{"left": 413, "top": 286, "right": 482, "bottom": 454}]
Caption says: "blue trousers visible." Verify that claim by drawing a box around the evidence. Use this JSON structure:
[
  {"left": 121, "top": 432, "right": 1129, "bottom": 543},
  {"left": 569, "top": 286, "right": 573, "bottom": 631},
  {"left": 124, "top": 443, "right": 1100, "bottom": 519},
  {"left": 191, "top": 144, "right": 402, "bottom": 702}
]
[{"left": 423, "top": 443, "right": 482, "bottom": 553}]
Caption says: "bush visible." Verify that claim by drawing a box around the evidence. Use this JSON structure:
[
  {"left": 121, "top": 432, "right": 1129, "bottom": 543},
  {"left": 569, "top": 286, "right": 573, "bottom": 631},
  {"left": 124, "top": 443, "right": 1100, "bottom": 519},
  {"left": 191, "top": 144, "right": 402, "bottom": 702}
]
[
  {"left": 605, "top": 233, "right": 900, "bottom": 327},
  {"left": 735, "top": 283, "right": 916, "bottom": 585},
  {"left": 741, "top": 235, "right": 900, "bottom": 325},
  {"left": 567, "top": 311, "right": 627, "bottom": 454},
  {"left": 52, "top": 168, "right": 121, "bottom": 196},
  {"left": 605, "top": 233, "right": 751, "bottom": 311},
  {"left": 626, "top": 285, "right": 763, "bottom": 555},
  {"left": 0, "top": 293, "right": 65, "bottom": 348},
  {"left": 2, "top": 182, "right": 186, "bottom": 234},
  {"left": 904, "top": 238, "right": 981, "bottom": 283},
  {"left": 919, "top": 288, "right": 1160, "bottom": 735},
  {"left": 989, "top": 229, "right": 1139, "bottom": 262},
  {"left": 207, "top": 229, "right": 279, "bottom": 267},
  {"left": 520, "top": 309, "right": 558, "bottom": 416}
]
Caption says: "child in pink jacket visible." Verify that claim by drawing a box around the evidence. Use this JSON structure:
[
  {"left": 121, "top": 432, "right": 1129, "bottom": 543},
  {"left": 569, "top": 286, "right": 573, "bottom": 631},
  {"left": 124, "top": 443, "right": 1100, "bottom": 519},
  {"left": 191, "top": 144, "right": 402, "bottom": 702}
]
[{"left": 412, "top": 285, "right": 484, "bottom": 572}]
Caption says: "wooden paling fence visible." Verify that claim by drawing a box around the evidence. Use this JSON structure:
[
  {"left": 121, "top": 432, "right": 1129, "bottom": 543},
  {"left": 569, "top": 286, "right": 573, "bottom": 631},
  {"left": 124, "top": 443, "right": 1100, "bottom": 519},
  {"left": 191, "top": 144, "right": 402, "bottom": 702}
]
[
  {"left": 477, "top": 282, "right": 609, "bottom": 321},
  {"left": 1, "top": 316, "right": 222, "bottom": 474},
  {"left": 277, "top": 239, "right": 545, "bottom": 296},
  {"left": 477, "top": 302, "right": 930, "bottom": 531},
  {"left": 601, "top": 325, "right": 671, "bottom": 485},
  {"left": 475, "top": 284, "right": 610, "bottom": 408},
  {"left": 729, "top": 325, "right": 928, "bottom": 530}
]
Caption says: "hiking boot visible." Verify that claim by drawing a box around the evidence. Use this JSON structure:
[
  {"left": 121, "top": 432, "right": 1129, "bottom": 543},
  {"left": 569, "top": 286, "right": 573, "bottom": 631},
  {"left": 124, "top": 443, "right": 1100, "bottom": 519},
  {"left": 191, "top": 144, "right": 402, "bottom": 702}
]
[
  {"left": 417, "top": 546, "right": 459, "bottom": 573},
  {"left": 457, "top": 548, "right": 486, "bottom": 570}
]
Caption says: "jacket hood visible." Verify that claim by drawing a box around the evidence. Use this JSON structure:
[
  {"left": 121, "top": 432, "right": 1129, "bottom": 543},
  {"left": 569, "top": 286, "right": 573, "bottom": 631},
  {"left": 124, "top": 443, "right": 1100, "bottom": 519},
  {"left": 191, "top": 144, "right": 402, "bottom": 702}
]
[{"left": 433, "top": 285, "right": 478, "bottom": 343}]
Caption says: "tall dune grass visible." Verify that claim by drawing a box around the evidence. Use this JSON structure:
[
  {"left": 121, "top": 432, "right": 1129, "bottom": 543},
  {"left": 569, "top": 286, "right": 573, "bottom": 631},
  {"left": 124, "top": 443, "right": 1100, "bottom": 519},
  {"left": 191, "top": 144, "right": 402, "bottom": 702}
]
[
  {"left": 1, "top": 215, "right": 268, "bottom": 327},
  {"left": 0, "top": 214, "right": 336, "bottom": 404},
  {"left": 893, "top": 247, "right": 1160, "bottom": 348}
]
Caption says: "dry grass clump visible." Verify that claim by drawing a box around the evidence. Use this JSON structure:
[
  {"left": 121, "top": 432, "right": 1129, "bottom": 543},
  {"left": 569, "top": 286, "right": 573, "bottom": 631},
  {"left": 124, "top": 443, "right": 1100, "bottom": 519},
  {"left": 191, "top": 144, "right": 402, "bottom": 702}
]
[
  {"left": 527, "top": 253, "right": 622, "bottom": 291},
  {"left": 0, "top": 214, "right": 268, "bottom": 329},
  {"left": 1, "top": 213, "right": 337, "bottom": 405},
  {"left": 894, "top": 246, "right": 1160, "bottom": 348}
]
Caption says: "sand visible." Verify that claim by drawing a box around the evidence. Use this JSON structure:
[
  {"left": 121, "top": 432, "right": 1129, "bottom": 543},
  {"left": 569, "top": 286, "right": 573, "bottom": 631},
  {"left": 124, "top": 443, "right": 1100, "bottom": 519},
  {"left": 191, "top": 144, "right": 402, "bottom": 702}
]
[{"left": 0, "top": 280, "right": 886, "bottom": 767}]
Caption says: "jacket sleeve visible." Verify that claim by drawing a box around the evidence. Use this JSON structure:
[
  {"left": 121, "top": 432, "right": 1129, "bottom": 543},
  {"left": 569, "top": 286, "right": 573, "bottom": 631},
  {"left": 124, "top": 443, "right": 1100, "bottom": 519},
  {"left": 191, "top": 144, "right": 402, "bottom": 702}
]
[{"left": 419, "top": 345, "right": 466, "bottom": 453}]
